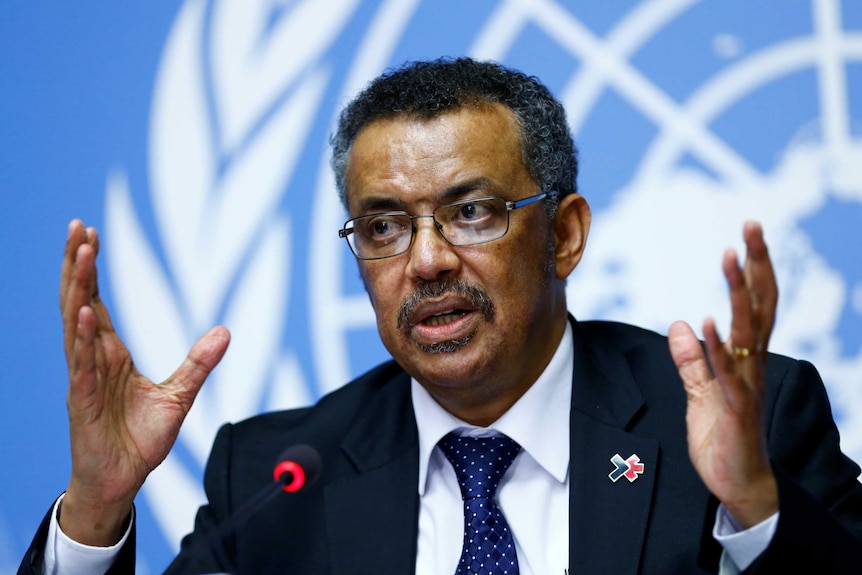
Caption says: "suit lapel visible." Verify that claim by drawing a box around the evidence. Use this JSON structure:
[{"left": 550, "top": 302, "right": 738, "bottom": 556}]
[
  {"left": 568, "top": 320, "right": 659, "bottom": 575},
  {"left": 324, "top": 372, "right": 420, "bottom": 574}
]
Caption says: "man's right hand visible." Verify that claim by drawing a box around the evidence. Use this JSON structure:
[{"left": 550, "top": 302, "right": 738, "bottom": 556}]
[{"left": 59, "top": 220, "right": 230, "bottom": 546}]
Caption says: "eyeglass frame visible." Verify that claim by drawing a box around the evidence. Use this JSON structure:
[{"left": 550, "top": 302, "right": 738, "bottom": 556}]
[{"left": 338, "top": 191, "right": 549, "bottom": 260}]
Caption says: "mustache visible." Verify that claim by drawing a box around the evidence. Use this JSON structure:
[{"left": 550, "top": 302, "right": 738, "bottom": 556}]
[{"left": 397, "top": 279, "right": 495, "bottom": 330}]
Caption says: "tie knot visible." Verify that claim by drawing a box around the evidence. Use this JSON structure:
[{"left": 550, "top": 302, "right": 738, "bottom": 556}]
[{"left": 438, "top": 434, "right": 521, "bottom": 500}]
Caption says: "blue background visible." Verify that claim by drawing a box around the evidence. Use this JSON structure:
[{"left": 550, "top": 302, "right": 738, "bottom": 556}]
[{"left": 2, "top": 1, "right": 860, "bottom": 572}]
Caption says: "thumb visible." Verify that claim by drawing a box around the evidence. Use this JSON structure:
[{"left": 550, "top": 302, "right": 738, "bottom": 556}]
[
  {"left": 164, "top": 326, "right": 231, "bottom": 408},
  {"left": 668, "top": 320, "right": 716, "bottom": 398},
  {"left": 669, "top": 321, "right": 705, "bottom": 374}
]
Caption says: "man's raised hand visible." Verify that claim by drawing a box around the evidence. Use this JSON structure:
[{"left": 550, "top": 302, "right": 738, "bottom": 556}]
[
  {"left": 59, "top": 220, "right": 230, "bottom": 546},
  {"left": 668, "top": 221, "right": 779, "bottom": 528}
]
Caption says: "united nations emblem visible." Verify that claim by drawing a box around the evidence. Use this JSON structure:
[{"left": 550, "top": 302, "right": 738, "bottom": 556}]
[{"left": 103, "top": 0, "right": 862, "bottom": 567}]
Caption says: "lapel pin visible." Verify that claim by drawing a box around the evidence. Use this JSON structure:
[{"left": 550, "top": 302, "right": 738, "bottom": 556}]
[{"left": 609, "top": 453, "right": 645, "bottom": 483}]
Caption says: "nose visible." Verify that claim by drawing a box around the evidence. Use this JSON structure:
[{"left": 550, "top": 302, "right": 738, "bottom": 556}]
[{"left": 404, "top": 216, "right": 460, "bottom": 281}]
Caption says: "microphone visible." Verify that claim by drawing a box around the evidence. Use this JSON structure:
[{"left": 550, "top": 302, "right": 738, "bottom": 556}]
[
  {"left": 207, "top": 444, "right": 322, "bottom": 535},
  {"left": 221, "top": 444, "right": 322, "bottom": 529},
  {"left": 168, "top": 444, "right": 322, "bottom": 574},
  {"left": 273, "top": 444, "right": 322, "bottom": 493}
]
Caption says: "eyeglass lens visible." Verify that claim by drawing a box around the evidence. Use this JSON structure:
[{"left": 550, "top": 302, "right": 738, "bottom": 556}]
[{"left": 347, "top": 197, "right": 510, "bottom": 259}]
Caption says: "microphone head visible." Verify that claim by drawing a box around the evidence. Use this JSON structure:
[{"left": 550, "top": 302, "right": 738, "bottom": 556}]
[{"left": 273, "top": 444, "right": 322, "bottom": 492}]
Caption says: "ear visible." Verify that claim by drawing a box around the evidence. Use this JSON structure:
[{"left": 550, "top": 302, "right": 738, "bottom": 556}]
[{"left": 553, "top": 193, "right": 591, "bottom": 280}]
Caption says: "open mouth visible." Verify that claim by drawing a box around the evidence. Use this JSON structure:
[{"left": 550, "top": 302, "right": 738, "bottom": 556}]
[
  {"left": 397, "top": 279, "right": 495, "bottom": 333},
  {"left": 409, "top": 304, "right": 476, "bottom": 347},
  {"left": 422, "top": 310, "right": 468, "bottom": 327},
  {"left": 411, "top": 307, "right": 478, "bottom": 354}
]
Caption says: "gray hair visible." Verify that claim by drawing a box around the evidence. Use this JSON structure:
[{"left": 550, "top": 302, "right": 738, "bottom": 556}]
[{"left": 330, "top": 57, "right": 579, "bottom": 217}]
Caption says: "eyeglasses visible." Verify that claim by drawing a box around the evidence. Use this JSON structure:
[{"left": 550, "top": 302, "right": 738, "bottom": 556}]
[{"left": 338, "top": 191, "right": 548, "bottom": 260}]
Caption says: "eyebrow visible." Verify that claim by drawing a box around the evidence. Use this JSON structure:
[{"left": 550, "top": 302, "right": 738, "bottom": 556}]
[
  {"left": 439, "top": 178, "right": 494, "bottom": 203},
  {"left": 356, "top": 196, "right": 405, "bottom": 214},
  {"left": 354, "top": 177, "right": 496, "bottom": 215}
]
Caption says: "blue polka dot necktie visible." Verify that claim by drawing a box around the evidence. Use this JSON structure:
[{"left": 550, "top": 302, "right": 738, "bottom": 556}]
[{"left": 438, "top": 433, "right": 522, "bottom": 575}]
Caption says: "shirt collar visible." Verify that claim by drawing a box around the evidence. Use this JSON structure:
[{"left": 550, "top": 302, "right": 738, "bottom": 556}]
[{"left": 412, "top": 321, "right": 573, "bottom": 494}]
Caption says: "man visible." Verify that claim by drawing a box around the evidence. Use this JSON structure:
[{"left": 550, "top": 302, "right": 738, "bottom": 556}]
[{"left": 20, "top": 58, "right": 862, "bottom": 574}]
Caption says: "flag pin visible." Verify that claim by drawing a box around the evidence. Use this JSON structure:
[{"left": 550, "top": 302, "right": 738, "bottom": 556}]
[{"left": 609, "top": 453, "right": 645, "bottom": 483}]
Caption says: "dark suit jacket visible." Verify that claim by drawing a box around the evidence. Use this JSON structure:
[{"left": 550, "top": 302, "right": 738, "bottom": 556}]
[{"left": 20, "top": 320, "right": 862, "bottom": 574}]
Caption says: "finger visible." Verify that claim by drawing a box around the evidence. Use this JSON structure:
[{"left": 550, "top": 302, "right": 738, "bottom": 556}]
[
  {"left": 68, "top": 306, "right": 99, "bottom": 420},
  {"left": 88, "top": 280, "right": 117, "bottom": 337},
  {"left": 84, "top": 226, "right": 101, "bottom": 299},
  {"left": 86, "top": 225, "right": 100, "bottom": 255},
  {"left": 723, "top": 250, "right": 766, "bottom": 390},
  {"left": 60, "top": 220, "right": 87, "bottom": 313},
  {"left": 668, "top": 320, "right": 713, "bottom": 397},
  {"left": 702, "top": 318, "right": 746, "bottom": 410},
  {"left": 741, "top": 221, "right": 777, "bottom": 348},
  {"left": 82, "top": 226, "right": 119, "bottom": 335},
  {"left": 724, "top": 248, "right": 758, "bottom": 349},
  {"left": 63, "top": 230, "right": 118, "bottom": 363},
  {"left": 163, "top": 327, "right": 231, "bottom": 410},
  {"left": 63, "top": 242, "right": 97, "bottom": 360},
  {"left": 61, "top": 223, "right": 102, "bottom": 310}
]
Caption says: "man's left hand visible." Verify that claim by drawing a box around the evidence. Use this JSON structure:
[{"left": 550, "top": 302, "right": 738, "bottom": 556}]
[{"left": 668, "top": 220, "right": 779, "bottom": 528}]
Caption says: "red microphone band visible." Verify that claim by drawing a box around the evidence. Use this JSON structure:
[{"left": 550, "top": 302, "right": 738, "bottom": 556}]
[{"left": 273, "top": 460, "right": 306, "bottom": 492}]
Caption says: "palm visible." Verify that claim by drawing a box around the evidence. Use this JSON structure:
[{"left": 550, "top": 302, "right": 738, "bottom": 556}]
[
  {"left": 68, "top": 347, "right": 189, "bottom": 503},
  {"left": 671, "top": 322, "right": 768, "bottom": 499}
]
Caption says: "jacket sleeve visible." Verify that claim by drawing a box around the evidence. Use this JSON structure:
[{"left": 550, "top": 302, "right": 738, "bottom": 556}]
[{"left": 744, "top": 358, "right": 862, "bottom": 573}]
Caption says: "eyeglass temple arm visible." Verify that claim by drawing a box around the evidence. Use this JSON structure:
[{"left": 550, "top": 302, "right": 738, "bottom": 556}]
[{"left": 507, "top": 191, "right": 548, "bottom": 210}]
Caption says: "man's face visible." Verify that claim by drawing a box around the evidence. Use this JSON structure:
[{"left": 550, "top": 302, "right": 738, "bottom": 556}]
[{"left": 344, "top": 103, "right": 571, "bottom": 424}]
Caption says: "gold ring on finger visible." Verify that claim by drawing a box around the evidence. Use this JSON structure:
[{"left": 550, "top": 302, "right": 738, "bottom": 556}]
[{"left": 732, "top": 345, "right": 754, "bottom": 358}]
